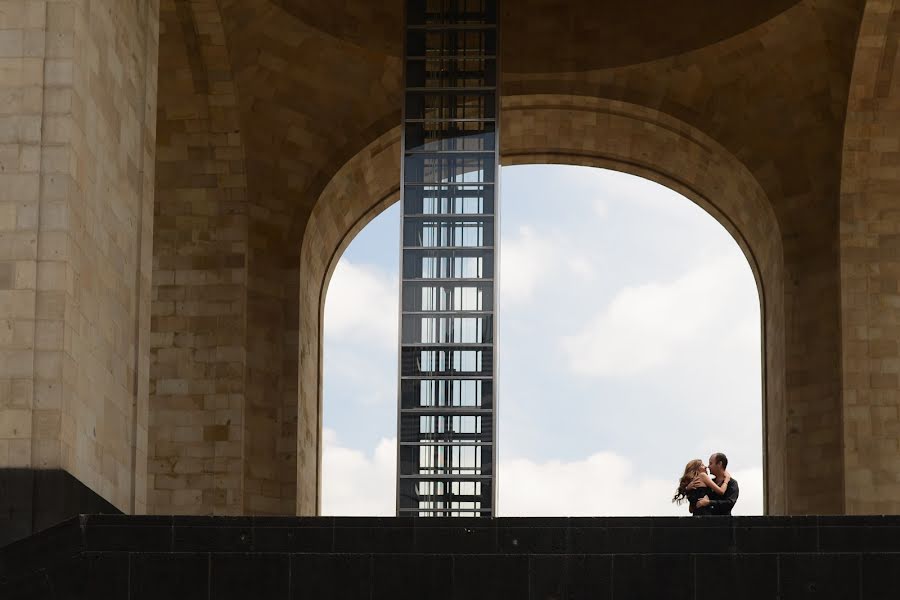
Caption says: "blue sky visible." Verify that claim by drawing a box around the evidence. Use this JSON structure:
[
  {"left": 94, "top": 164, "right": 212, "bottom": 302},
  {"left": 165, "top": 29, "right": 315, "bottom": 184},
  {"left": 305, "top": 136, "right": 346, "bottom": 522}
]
[{"left": 322, "top": 164, "right": 763, "bottom": 516}]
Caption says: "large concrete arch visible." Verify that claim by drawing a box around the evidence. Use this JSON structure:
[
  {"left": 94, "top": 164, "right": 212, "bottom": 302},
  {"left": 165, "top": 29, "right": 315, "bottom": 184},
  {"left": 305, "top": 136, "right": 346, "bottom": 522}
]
[{"left": 300, "top": 96, "right": 789, "bottom": 514}]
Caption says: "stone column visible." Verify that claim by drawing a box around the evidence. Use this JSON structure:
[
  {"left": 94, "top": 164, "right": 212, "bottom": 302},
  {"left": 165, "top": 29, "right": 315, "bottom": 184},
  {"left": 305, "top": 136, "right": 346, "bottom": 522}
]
[
  {"left": 149, "top": 0, "right": 297, "bottom": 517},
  {"left": 840, "top": 0, "right": 900, "bottom": 515},
  {"left": 150, "top": 0, "right": 248, "bottom": 516},
  {"left": 0, "top": 0, "right": 159, "bottom": 544}
]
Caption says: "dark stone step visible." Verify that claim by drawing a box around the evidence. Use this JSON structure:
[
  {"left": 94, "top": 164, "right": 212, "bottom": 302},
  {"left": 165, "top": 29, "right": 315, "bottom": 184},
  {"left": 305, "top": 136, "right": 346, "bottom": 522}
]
[
  {"left": 2, "top": 549, "right": 899, "bottom": 599},
  {"left": 7, "top": 514, "right": 900, "bottom": 556},
  {"left": 2, "top": 516, "right": 900, "bottom": 599},
  {"left": 0, "top": 469, "right": 122, "bottom": 547}
]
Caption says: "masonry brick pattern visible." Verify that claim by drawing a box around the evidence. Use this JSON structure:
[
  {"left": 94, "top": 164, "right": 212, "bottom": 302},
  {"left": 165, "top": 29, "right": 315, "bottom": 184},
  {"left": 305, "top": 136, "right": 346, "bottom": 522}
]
[
  {"left": 1, "top": 0, "right": 898, "bottom": 517},
  {"left": 840, "top": 0, "right": 900, "bottom": 515},
  {"left": 0, "top": 0, "right": 158, "bottom": 514}
]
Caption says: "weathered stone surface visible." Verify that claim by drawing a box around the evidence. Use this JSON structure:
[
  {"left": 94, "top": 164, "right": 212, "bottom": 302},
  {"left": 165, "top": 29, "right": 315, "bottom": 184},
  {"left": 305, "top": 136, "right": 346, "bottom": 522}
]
[
  {"left": 1, "top": 0, "right": 899, "bottom": 518},
  {"left": 840, "top": 0, "right": 900, "bottom": 516},
  {"left": 0, "top": 0, "right": 158, "bottom": 515}
]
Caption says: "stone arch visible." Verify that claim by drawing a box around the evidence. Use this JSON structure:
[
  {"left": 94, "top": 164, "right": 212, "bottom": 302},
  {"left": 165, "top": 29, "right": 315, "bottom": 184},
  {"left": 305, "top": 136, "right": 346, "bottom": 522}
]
[
  {"left": 300, "top": 96, "right": 787, "bottom": 515},
  {"left": 298, "top": 128, "right": 402, "bottom": 515}
]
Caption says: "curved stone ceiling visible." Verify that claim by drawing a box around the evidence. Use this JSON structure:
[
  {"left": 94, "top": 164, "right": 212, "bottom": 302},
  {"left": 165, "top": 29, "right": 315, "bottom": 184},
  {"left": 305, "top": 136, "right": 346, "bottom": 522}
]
[{"left": 271, "top": 0, "right": 802, "bottom": 71}]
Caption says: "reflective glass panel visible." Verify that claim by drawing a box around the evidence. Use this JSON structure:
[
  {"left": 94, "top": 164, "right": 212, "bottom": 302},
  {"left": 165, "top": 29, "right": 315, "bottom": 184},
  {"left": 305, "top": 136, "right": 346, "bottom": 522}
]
[{"left": 399, "top": 0, "right": 498, "bottom": 517}]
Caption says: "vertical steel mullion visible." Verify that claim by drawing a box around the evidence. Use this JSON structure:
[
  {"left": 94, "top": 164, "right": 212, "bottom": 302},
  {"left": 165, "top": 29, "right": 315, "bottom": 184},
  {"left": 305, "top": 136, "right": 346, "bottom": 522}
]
[
  {"left": 489, "top": 0, "right": 500, "bottom": 517},
  {"left": 396, "top": 0, "right": 408, "bottom": 519}
]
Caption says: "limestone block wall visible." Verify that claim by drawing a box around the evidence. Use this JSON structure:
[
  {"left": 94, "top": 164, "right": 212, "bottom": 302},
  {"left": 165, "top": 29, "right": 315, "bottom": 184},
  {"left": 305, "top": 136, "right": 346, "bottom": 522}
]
[
  {"left": 147, "top": 0, "right": 404, "bottom": 517},
  {"left": 143, "top": 0, "right": 900, "bottom": 517},
  {"left": 0, "top": 0, "right": 159, "bottom": 513},
  {"left": 150, "top": 0, "right": 298, "bottom": 516},
  {"left": 840, "top": 0, "right": 900, "bottom": 514},
  {"left": 150, "top": 0, "right": 248, "bottom": 515},
  {"left": 0, "top": 0, "right": 49, "bottom": 471},
  {"left": 4, "top": 0, "right": 898, "bottom": 522},
  {"left": 243, "top": 204, "right": 298, "bottom": 516},
  {"left": 216, "top": 0, "right": 402, "bottom": 516}
]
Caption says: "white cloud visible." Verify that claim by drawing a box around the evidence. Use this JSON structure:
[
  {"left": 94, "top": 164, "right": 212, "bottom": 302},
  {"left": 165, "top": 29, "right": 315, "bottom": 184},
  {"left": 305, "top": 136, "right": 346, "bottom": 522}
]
[
  {"left": 499, "top": 452, "right": 681, "bottom": 516},
  {"left": 567, "top": 255, "right": 596, "bottom": 281},
  {"left": 324, "top": 259, "right": 397, "bottom": 349},
  {"left": 729, "top": 466, "right": 764, "bottom": 516},
  {"left": 564, "top": 165, "right": 688, "bottom": 217},
  {"left": 500, "top": 226, "right": 599, "bottom": 303},
  {"left": 321, "top": 428, "right": 396, "bottom": 516},
  {"left": 499, "top": 225, "right": 557, "bottom": 302},
  {"left": 499, "top": 454, "right": 763, "bottom": 517},
  {"left": 559, "top": 253, "right": 755, "bottom": 377},
  {"left": 322, "top": 166, "right": 765, "bottom": 519},
  {"left": 320, "top": 433, "right": 764, "bottom": 516},
  {"left": 323, "top": 345, "right": 395, "bottom": 407}
]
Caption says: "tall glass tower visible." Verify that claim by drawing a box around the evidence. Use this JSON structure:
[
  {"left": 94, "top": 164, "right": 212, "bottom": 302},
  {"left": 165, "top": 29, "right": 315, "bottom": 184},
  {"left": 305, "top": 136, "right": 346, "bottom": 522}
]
[{"left": 397, "top": 0, "right": 499, "bottom": 517}]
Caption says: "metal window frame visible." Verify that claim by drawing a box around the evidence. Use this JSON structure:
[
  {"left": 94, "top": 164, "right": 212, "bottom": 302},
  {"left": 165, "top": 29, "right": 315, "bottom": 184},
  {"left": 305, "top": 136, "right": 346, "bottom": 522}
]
[{"left": 397, "top": 0, "right": 499, "bottom": 518}]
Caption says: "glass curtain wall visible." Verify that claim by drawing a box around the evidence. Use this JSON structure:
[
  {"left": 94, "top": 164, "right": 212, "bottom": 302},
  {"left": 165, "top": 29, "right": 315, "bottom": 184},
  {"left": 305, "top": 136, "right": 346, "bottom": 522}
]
[{"left": 398, "top": 0, "right": 499, "bottom": 517}]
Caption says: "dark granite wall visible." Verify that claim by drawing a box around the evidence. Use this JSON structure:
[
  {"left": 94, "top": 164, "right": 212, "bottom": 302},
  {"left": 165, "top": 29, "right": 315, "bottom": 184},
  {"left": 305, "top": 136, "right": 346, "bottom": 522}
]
[
  {"left": 0, "top": 469, "right": 121, "bottom": 547},
  {"left": 2, "top": 515, "right": 899, "bottom": 599}
]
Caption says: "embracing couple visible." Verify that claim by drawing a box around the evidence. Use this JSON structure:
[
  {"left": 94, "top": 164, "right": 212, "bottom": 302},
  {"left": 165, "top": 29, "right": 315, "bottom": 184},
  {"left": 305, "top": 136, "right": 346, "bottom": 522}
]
[{"left": 673, "top": 452, "right": 739, "bottom": 516}]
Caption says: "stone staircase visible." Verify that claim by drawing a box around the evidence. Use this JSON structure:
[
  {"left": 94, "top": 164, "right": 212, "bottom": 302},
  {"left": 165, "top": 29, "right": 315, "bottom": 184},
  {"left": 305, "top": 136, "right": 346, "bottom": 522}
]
[{"left": 1, "top": 515, "right": 899, "bottom": 599}]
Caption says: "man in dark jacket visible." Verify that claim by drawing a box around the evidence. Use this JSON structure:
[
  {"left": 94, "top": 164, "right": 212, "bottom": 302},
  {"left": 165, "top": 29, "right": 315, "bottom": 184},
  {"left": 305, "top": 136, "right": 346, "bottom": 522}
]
[{"left": 695, "top": 452, "right": 739, "bottom": 515}]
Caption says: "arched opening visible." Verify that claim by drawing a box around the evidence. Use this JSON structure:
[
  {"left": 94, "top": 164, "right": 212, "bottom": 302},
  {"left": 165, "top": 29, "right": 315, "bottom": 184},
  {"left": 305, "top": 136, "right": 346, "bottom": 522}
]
[
  {"left": 140, "top": 0, "right": 868, "bottom": 520},
  {"left": 497, "top": 164, "right": 763, "bottom": 515},
  {"left": 320, "top": 164, "right": 763, "bottom": 516},
  {"left": 300, "top": 97, "right": 785, "bottom": 516}
]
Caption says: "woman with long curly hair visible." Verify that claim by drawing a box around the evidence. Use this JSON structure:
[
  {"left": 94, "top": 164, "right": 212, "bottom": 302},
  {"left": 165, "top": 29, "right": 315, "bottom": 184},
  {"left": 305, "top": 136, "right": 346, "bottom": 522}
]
[{"left": 673, "top": 458, "right": 731, "bottom": 515}]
